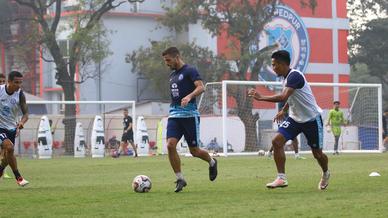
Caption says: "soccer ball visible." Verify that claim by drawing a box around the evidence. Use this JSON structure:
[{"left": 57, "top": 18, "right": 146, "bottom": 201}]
[
  {"left": 132, "top": 175, "right": 152, "bottom": 193},
  {"left": 258, "top": 149, "right": 265, "bottom": 156}
]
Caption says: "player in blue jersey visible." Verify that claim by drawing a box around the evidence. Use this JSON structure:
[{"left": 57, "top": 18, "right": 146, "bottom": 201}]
[
  {"left": 0, "top": 71, "right": 29, "bottom": 186},
  {"left": 162, "top": 47, "right": 217, "bottom": 192},
  {"left": 248, "top": 50, "right": 330, "bottom": 190}
]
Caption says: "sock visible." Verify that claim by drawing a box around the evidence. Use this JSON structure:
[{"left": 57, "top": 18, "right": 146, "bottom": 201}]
[
  {"left": 13, "top": 170, "right": 21, "bottom": 180},
  {"left": 209, "top": 158, "right": 215, "bottom": 167},
  {"left": 294, "top": 153, "right": 300, "bottom": 158},
  {"left": 323, "top": 170, "right": 330, "bottom": 177},
  {"left": 277, "top": 173, "right": 287, "bottom": 180},
  {"left": 175, "top": 172, "right": 184, "bottom": 180}
]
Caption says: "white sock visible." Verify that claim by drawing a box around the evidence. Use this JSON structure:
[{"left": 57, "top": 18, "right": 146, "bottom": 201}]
[
  {"left": 209, "top": 158, "right": 215, "bottom": 167},
  {"left": 323, "top": 170, "right": 330, "bottom": 177},
  {"left": 277, "top": 173, "right": 287, "bottom": 180},
  {"left": 175, "top": 172, "right": 184, "bottom": 180},
  {"left": 294, "top": 153, "right": 300, "bottom": 158}
]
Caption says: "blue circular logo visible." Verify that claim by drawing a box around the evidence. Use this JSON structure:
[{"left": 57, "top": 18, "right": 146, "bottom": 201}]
[{"left": 252, "top": 5, "right": 310, "bottom": 81}]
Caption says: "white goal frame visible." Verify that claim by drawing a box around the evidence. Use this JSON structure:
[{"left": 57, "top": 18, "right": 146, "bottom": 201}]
[{"left": 200, "top": 81, "right": 383, "bottom": 156}]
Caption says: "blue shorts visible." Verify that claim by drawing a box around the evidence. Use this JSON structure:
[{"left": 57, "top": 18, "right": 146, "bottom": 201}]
[
  {"left": 167, "top": 117, "right": 200, "bottom": 147},
  {"left": 278, "top": 116, "right": 323, "bottom": 149},
  {"left": 0, "top": 128, "right": 17, "bottom": 146}
]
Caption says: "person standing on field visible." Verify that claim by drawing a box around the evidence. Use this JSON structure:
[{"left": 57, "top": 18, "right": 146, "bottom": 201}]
[
  {"left": 162, "top": 47, "right": 218, "bottom": 193},
  {"left": 0, "top": 71, "right": 30, "bottom": 186},
  {"left": 326, "top": 101, "right": 346, "bottom": 155},
  {"left": 248, "top": 50, "right": 329, "bottom": 190}
]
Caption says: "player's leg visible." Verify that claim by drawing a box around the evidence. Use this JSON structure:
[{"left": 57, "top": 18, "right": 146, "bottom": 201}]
[
  {"left": 291, "top": 137, "right": 305, "bottom": 159},
  {"left": 312, "top": 148, "right": 330, "bottom": 190},
  {"left": 128, "top": 140, "right": 138, "bottom": 157},
  {"left": 302, "top": 116, "right": 330, "bottom": 190},
  {"left": 332, "top": 126, "right": 341, "bottom": 155},
  {"left": 0, "top": 147, "right": 7, "bottom": 179},
  {"left": 118, "top": 133, "right": 127, "bottom": 156},
  {"left": 183, "top": 117, "right": 217, "bottom": 181},
  {"left": 267, "top": 118, "right": 299, "bottom": 188},
  {"left": 1, "top": 139, "right": 29, "bottom": 186},
  {"left": 333, "top": 135, "right": 340, "bottom": 155},
  {"left": 266, "top": 145, "right": 273, "bottom": 158},
  {"left": 166, "top": 118, "right": 186, "bottom": 192}
]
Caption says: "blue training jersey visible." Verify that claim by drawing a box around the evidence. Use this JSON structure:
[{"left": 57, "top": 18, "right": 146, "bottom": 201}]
[{"left": 169, "top": 64, "right": 201, "bottom": 118}]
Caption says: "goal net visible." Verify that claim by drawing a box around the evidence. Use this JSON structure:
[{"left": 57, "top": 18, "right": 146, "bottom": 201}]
[
  {"left": 16, "top": 101, "right": 141, "bottom": 158},
  {"left": 198, "top": 81, "right": 383, "bottom": 156}
]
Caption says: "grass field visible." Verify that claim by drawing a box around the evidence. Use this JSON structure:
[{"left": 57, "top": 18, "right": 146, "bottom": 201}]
[{"left": 1, "top": 153, "right": 388, "bottom": 217}]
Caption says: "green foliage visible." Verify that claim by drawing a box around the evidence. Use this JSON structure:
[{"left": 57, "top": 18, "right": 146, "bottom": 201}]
[
  {"left": 1, "top": 154, "right": 388, "bottom": 217},
  {"left": 350, "top": 18, "right": 388, "bottom": 108},
  {"left": 0, "top": 1, "right": 12, "bottom": 42},
  {"left": 351, "top": 18, "right": 388, "bottom": 83},
  {"left": 128, "top": 40, "right": 229, "bottom": 100}
]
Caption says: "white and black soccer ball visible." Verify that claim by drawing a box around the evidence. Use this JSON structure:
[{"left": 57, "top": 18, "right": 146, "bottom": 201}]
[
  {"left": 258, "top": 149, "right": 265, "bottom": 156},
  {"left": 132, "top": 175, "right": 152, "bottom": 193}
]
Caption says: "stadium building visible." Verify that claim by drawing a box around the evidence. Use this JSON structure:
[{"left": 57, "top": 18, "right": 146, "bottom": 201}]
[
  {"left": 0, "top": 0, "right": 349, "bottom": 112},
  {"left": 6, "top": 1, "right": 380, "bottom": 154}
]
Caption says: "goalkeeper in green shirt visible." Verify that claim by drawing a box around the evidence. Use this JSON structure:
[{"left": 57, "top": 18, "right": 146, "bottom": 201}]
[{"left": 326, "top": 101, "right": 346, "bottom": 155}]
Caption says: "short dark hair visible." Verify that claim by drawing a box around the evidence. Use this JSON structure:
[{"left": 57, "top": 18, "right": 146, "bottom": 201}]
[
  {"left": 123, "top": 108, "right": 128, "bottom": 112},
  {"left": 0, "top": 74, "right": 5, "bottom": 79},
  {"left": 8, "top": 71, "right": 23, "bottom": 81},
  {"left": 333, "top": 101, "right": 340, "bottom": 104},
  {"left": 162, "top": 47, "right": 180, "bottom": 57},
  {"left": 271, "top": 50, "right": 291, "bottom": 66}
]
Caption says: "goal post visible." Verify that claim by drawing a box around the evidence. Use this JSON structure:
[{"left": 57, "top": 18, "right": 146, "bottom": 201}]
[
  {"left": 198, "top": 80, "right": 383, "bottom": 156},
  {"left": 19, "top": 100, "right": 137, "bottom": 157}
]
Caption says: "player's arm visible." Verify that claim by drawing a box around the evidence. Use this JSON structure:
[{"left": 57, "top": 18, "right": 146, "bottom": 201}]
[
  {"left": 273, "top": 102, "right": 289, "bottom": 123},
  {"left": 181, "top": 80, "right": 204, "bottom": 107},
  {"left": 341, "top": 112, "right": 347, "bottom": 125},
  {"left": 18, "top": 92, "right": 29, "bottom": 129},
  {"left": 126, "top": 122, "right": 132, "bottom": 131},
  {"left": 248, "top": 87, "right": 294, "bottom": 103},
  {"left": 326, "top": 111, "right": 332, "bottom": 126},
  {"left": 280, "top": 102, "right": 289, "bottom": 113}
]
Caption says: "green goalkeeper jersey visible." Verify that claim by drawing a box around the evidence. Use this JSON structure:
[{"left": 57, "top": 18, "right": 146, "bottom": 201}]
[{"left": 328, "top": 109, "right": 345, "bottom": 136}]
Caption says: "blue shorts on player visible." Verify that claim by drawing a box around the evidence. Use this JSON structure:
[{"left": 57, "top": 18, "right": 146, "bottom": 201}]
[
  {"left": 0, "top": 128, "right": 17, "bottom": 146},
  {"left": 167, "top": 117, "right": 200, "bottom": 147},
  {"left": 278, "top": 115, "right": 323, "bottom": 149}
]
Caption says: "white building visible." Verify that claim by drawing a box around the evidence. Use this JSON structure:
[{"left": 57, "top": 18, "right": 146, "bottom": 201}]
[{"left": 40, "top": 0, "right": 215, "bottom": 115}]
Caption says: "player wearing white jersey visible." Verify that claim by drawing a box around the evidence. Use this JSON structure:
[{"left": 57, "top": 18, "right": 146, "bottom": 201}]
[
  {"left": 248, "top": 50, "right": 330, "bottom": 190},
  {"left": 0, "top": 71, "right": 29, "bottom": 187}
]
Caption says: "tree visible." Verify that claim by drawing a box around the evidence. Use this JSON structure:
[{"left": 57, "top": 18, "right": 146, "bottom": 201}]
[
  {"left": 350, "top": 18, "right": 388, "bottom": 108},
  {"left": 128, "top": 40, "right": 229, "bottom": 99},
  {"left": 12, "top": 0, "right": 130, "bottom": 154},
  {"left": 0, "top": 1, "right": 12, "bottom": 43},
  {"left": 130, "top": 0, "right": 315, "bottom": 151}
]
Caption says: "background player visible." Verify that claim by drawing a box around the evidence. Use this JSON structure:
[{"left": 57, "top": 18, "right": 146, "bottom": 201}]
[
  {"left": 326, "top": 101, "right": 346, "bottom": 155},
  {"left": 118, "top": 108, "right": 137, "bottom": 157}
]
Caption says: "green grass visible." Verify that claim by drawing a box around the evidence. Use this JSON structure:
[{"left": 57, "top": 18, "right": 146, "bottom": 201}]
[{"left": 1, "top": 154, "right": 388, "bottom": 217}]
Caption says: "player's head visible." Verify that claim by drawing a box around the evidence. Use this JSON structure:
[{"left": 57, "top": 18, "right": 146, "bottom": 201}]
[
  {"left": 162, "top": 47, "right": 183, "bottom": 70},
  {"left": 8, "top": 71, "right": 23, "bottom": 92},
  {"left": 271, "top": 50, "right": 291, "bottom": 76},
  {"left": 0, "top": 74, "right": 5, "bottom": 85},
  {"left": 123, "top": 108, "right": 128, "bottom": 116},
  {"left": 333, "top": 101, "right": 340, "bottom": 109}
]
